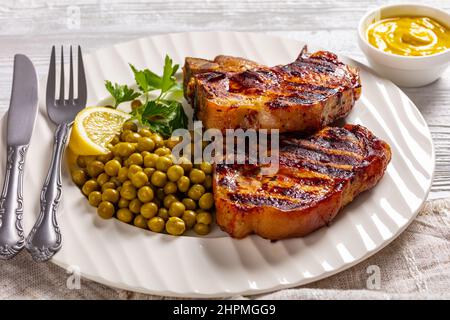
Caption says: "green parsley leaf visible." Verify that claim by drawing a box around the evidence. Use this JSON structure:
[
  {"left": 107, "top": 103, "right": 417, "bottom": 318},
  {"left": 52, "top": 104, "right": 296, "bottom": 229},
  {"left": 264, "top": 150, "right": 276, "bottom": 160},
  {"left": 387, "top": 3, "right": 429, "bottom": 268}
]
[
  {"left": 129, "top": 56, "right": 182, "bottom": 100},
  {"left": 105, "top": 54, "right": 188, "bottom": 136},
  {"left": 140, "top": 99, "right": 188, "bottom": 137},
  {"left": 129, "top": 64, "right": 162, "bottom": 94},
  {"left": 161, "top": 55, "right": 179, "bottom": 93},
  {"left": 129, "top": 64, "right": 150, "bottom": 93},
  {"left": 104, "top": 80, "right": 140, "bottom": 108}
]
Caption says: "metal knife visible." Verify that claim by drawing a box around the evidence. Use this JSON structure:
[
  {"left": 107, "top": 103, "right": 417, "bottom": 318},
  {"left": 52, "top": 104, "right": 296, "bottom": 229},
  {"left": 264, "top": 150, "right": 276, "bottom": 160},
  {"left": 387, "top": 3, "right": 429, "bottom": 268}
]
[{"left": 0, "top": 54, "right": 38, "bottom": 260}]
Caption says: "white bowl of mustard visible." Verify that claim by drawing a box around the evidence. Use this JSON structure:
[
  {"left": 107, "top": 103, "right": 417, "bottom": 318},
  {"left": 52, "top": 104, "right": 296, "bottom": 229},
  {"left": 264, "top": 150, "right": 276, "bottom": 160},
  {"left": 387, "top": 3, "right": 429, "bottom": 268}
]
[{"left": 358, "top": 3, "right": 450, "bottom": 87}]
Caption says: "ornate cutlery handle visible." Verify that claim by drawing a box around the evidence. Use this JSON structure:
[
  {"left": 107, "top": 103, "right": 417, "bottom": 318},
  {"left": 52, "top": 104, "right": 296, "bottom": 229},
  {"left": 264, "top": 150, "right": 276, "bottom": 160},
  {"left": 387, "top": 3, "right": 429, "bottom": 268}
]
[
  {"left": 0, "top": 145, "right": 28, "bottom": 259},
  {"left": 25, "top": 123, "right": 70, "bottom": 262}
]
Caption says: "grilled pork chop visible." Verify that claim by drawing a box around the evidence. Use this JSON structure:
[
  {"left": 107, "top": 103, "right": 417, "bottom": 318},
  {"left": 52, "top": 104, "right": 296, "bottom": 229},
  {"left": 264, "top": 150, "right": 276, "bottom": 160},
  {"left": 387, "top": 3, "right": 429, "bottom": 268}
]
[
  {"left": 183, "top": 47, "right": 361, "bottom": 133},
  {"left": 214, "top": 124, "right": 391, "bottom": 240}
]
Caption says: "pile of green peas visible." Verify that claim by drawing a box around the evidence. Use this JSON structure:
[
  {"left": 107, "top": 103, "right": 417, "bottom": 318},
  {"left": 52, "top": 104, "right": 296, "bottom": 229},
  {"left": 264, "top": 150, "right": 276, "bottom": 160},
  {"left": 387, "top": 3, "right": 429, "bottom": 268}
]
[{"left": 71, "top": 120, "right": 214, "bottom": 236}]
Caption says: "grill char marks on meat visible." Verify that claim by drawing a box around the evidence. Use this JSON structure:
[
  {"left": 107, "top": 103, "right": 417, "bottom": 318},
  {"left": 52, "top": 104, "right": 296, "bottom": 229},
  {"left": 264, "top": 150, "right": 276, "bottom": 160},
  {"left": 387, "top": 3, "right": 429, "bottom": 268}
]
[
  {"left": 183, "top": 47, "right": 361, "bottom": 133},
  {"left": 213, "top": 125, "right": 391, "bottom": 240}
]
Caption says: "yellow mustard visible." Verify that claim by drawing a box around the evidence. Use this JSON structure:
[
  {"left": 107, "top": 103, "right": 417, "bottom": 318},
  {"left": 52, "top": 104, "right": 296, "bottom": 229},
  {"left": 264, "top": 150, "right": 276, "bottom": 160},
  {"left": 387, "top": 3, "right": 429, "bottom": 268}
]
[{"left": 366, "top": 16, "right": 450, "bottom": 56}]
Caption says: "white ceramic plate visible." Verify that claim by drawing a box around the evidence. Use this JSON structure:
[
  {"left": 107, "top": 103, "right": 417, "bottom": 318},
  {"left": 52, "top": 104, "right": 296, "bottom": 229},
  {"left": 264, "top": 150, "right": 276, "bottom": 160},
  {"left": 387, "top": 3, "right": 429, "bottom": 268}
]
[{"left": 0, "top": 32, "right": 434, "bottom": 297}]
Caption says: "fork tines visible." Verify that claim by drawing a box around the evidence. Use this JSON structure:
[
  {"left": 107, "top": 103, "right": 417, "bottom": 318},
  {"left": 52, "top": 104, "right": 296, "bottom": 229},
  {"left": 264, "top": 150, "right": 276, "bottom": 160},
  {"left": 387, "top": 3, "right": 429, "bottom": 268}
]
[
  {"left": 46, "top": 45, "right": 87, "bottom": 124},
  {"left": 47, "top": 45, "right": 86, "bottom": 108}
]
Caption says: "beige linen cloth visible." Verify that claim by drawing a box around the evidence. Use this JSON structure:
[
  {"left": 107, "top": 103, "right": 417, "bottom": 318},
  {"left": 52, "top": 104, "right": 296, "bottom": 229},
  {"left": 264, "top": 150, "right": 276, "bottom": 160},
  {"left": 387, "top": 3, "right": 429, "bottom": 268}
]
[{"left": 1, "top": 198, "right": 449, "bottom": 300}]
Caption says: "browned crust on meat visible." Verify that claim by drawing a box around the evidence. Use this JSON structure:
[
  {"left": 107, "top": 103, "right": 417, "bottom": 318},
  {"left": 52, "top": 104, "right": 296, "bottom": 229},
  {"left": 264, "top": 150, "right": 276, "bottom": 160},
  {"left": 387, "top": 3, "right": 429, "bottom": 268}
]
[
  {"left": 183, "top": 47, "right": 362, "bottom": 133},
  {"left": 183, "top": 55, "right": 260, "bottom": 103},
  {"left": 213, "top": 124, "right": 391, "bottom": 240}
]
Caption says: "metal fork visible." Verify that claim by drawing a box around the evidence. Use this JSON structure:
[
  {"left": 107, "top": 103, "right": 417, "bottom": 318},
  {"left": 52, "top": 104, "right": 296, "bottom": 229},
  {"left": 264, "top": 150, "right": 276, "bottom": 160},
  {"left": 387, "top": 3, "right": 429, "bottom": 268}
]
[{"left": 25, "top": 46, "right": 87, "bottom": 262}]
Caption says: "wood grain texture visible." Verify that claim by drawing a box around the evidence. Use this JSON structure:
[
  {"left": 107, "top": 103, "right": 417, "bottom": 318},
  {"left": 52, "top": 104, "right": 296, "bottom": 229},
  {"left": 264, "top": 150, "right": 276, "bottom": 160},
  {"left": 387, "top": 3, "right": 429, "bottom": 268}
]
[{"left": 0, "top": 0, "right": 449, "bottom": 199}]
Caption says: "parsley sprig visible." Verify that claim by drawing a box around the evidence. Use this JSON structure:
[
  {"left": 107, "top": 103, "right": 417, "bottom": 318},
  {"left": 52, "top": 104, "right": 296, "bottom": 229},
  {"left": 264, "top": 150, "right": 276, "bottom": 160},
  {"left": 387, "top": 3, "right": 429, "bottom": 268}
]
[
  {"left": 105, "top": 81, "right": 140, "bottom": 108},
  {"left": 104, "top": 55, "right": 187, "bottom": 137}
]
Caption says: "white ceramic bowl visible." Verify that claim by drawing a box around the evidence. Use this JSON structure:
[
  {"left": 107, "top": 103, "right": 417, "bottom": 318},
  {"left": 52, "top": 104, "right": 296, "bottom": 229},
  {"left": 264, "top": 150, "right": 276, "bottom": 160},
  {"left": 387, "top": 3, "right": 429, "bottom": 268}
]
[{"left": 358, "top": 3, "right": 450, "bottom": 87}]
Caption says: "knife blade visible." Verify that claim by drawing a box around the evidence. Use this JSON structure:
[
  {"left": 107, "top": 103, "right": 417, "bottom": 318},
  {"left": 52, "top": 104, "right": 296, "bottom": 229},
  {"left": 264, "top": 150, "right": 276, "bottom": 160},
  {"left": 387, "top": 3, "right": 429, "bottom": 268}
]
[
  {"left": 0, "top": 54, "right": 38, "bottom": 260},
  {"left": 7, "top": 54, "right": 39, "bottom": 146}
]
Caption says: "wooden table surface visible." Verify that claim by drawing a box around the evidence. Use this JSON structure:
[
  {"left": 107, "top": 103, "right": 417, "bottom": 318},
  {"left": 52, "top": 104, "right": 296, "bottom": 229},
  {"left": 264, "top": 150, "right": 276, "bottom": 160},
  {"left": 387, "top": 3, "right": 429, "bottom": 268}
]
[{"left": 0, "top": 0, "right": 449, "bottom": 199}]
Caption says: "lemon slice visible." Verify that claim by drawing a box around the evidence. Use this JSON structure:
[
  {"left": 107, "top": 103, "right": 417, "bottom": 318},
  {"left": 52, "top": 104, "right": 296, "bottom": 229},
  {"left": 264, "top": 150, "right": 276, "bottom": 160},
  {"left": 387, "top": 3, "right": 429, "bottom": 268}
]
[{"left": 69, "top": 107, "right": 131, "bottom": 155}]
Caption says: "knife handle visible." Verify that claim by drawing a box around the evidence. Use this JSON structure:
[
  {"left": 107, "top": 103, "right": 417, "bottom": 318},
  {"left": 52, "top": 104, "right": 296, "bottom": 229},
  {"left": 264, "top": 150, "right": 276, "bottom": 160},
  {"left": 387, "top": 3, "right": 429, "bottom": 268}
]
[
  {"left": 0, "top": 145, "right": 28, "bottom": 260},
  {"left": 25, "top": 123, "right": 70, "bottom": 262}
]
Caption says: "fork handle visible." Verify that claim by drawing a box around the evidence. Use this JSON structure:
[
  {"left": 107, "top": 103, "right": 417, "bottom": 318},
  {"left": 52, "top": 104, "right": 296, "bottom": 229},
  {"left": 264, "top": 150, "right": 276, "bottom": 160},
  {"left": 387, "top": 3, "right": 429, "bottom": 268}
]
[
  {"left": 0, "top": 145, "right": 28, "bottom": 260},
  {"left": 25, "top": 123, "right": 70, "bottom": 262}
]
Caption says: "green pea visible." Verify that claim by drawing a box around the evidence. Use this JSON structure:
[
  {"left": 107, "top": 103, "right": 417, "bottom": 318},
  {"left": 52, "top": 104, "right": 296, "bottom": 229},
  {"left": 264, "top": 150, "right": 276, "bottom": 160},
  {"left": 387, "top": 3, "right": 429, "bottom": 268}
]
[
  {"left": 144, "top": 167, "right": 156, "bottom": 179},
  {"left": 96, "top": 172, "right": 110, "bottom": 186},
  {"left": 122, "top": 180, "right": 133, "bottom": 188},
  {"left": 118, "top": 198, "right": 130, "bottom": 208},
  {"left": 178, "top": 157, "right": 193, "bottom": 172},
  {"left": 163, "top": 181, "right": 177, "bottom": 194},
  {"left": 158, "top": 208, "right": 169, "bottom": 221},
  {"left": 167, "top": 165, "right": 184, "bottom": 182},
  {"left": 117, "top": 167, "right": 129, "bottom": 183},
  {"left": 141, "top": 151, "right": 151, "bottom": 159},
  {"left": 101, "top": 182, "right": 116, "bottom": 193},
  {"left": 88, "top": 191, "right": 102, "bottom": 207},
  {"left": 166, "top": 217, "right": 186, "bottom": 236},
  {"left": 151, "top": 134, "right": 165, "bottom": 148},
  {"left": 120, "top": 129, "right": 133, "bottom": 141},
  {"left": 200, "top": 162, "right": 213, "bottom": 174},
  {"left": 122, "top": 121, "right": 138, "bottom": 132},
  {"left": 148, "top": 216, "right": 165, "bottom": 232},
  {"left": 131, "top": 171, "right": 149, "bottom": 188},
  {"left": 129, "top": 198, "right": 142, "bottom": 214},
  {"left": 109, "top": 176, "right": 122, "bottom": 188},
  {"left": 117, "top": 208, "right": 133, "bottom": 223},
  {"left": 199, "top": 192, "right": 214, "bottom": 210},
  {"left": 138, "top": 128, "right": 152, "bottom": 138},
  {"left": 144, "top": 153, "right": 159, "bottom": 168},
  {"left": 165, "top": 136, "right": 181, "bottom": 149},
  {"left": 82, "top": 180, "right": 99, "bottom": 196},
  {"left": 168, "top": 201, "right": 185, "bottom": 218},
  {"left": 182, "top": 210, "right": 197, "bottom": 229},
  {"left": 128, "top": 153, "right": 143, "bottom": 166},
  {"left": 140, "top": 202, "right": 158, "bottom": 219},
  {"left": 194, "top": 223, "right": 210, "bottom": 235},
  {"left": 127, "top": 164, "right": 143, "bottom": 179},
  {"left": 177, "top": 176, "right": 190, "bottom": 192},
  {"left": 87, "top": 160, "right": 105, "bottom": 178},
  {"left": 182, "top": 198, "right": 197, "bottom": 210},
  {"left": 196, "top": 211, "right": 212, "bottom": 225},
  {"left": 155, "top": 156, "right": 173, "bottom": 172},
  {"left": 77, "top": 155, "right": 96, "bottom": 168},
  {"left": 151, "top": 170, "right": 167, "bottom": 187},
  {"left": 97, "top": 201, "right": 115, "bottom": 219},
  {"left": 125, "top": 132, "right": 141, "bottom": 143},
  {"left": 154, "top": 147, "right": 171, "bottom": 156},
  {"left": 204, "top": 175, "right": 213, "bottom": 189},
  {"left": 163, "top": 194, "right": 178, "bottom": 209},
  {"left": 131, "top": 99, "right": 142, "bottom": 110},
  {"left": 96, "top": 152, "right": 114, "bottom": 163},
  {"left": 188, "top": 184, "right": 205, "bottom": 200},
  {"left": 137, "top": 186, "right": 154, "bottom": 202},
  {"left": 71, "top": 169, "right": 87, "bottom": 186},
  {"left": 137, "top": 137, "right": 155, "bottom": 152},
  {"left": 104, "top": 159, "right": 121, "bottom": 176},
  {"left": 114, "top": 142, "right": 135, "bottom": 158},
  {"left": 110, "top": 134, "right": 120, "bottom": 145},
  {"left": 189, "top": 168, "right": 206, "bottom": 184},
  {"left": 120, "top": 184, "right": 137, "bottom": 200},
  {"left": 134, "top": 215, "right": 148, "bottom": 229},
  {"left": 102, "top": 188, "right": 120, "bottom": 203}
]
